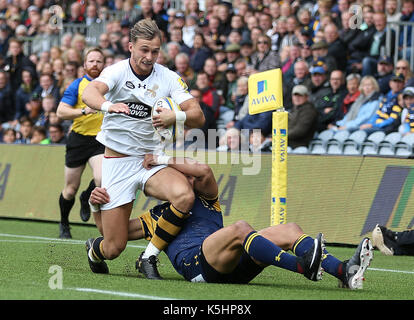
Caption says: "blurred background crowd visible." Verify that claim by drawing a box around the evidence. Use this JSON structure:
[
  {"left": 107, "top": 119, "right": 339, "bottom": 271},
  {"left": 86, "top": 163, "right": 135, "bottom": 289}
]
[{"left": 1, "top": 0, "right": 414, "bottom": 153}]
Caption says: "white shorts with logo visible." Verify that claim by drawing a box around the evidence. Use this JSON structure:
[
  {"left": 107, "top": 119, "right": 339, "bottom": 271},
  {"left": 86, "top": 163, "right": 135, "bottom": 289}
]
[{"left": 100, "top": 156, "right": 166, "bottom": 211}]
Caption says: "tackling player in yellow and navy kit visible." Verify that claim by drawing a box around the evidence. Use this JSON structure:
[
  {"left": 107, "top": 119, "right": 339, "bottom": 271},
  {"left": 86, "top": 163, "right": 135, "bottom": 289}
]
[
  {"left": 138, "top": 194, "right": 265, "bottom": 283},
  {"left": 87, "top": 156, "right": 373, "bottom": 289},
  {"left": 56, "top": 48, "right": 106, "bottom": 238}
]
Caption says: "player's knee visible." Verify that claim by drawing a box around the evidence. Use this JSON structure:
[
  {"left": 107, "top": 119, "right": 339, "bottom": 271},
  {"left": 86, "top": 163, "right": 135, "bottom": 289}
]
[
  {"left": 63, "top": 184, "right": 79, "bottom": 199},
  {"left": 232, "top": 220, "right": 255, "bottom": 243},
  {"left": 104, "top": 240, "right": 127, "bottom": 260},
  {"left": 170, "top": 185, "right": 195, "bottom": 212}
]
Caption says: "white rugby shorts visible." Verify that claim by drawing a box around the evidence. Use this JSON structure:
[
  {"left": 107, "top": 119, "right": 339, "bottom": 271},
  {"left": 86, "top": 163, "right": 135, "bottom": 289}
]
[{"left": 100, "top": 156, "right": 166, "bottom": 211}]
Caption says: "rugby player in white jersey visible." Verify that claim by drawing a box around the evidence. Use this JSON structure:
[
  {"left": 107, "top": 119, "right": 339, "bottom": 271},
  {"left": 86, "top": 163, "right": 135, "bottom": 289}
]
[{"left": 82, "top": 19, "right": 205, "bottom": 279}]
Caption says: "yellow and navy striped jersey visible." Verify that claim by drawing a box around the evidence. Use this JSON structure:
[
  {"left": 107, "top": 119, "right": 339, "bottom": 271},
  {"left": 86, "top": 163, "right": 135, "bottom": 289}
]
[
  {"left": 61, "top": 75, "right": 103, "bottom": 136},
  {"left": 367, "top": 92, "right": 402, "bottom": 129},
  {"left": 139, "top": 194, "right": 222, "bottom": 243}
]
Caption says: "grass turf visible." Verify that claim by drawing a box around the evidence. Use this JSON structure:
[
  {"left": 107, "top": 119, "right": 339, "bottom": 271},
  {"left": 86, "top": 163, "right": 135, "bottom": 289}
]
[{"left": 1, "top": 218, "right": 414, "bottom": 301}]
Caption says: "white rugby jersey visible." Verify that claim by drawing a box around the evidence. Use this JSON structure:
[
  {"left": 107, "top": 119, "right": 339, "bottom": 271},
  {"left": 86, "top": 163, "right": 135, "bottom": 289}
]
[{"left": 94, "top": 59, "right": 193, "bottom": 156}]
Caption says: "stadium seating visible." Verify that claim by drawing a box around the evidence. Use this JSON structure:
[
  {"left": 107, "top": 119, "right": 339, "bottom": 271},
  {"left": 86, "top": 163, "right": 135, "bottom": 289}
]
[
  {"left": 325, "top": 130, "right": 351, "bottom": 154},
  {"left": 360, "top": 131, "right": 386, "bottom": 155},
  {"left": 394, "top": 133, "right": 414, "bottom": 156},
  {"left": 342, "top": 130, "right": 368, "bottom": 155},
  {"left": 377, "top": 132, "right": 402, "bottom": 156},
  {"left": 291, "top": 146, "right": 309, "bottom": 154},
  {"left": 309, "top": 130, "right": 334, "bottom": 154}
]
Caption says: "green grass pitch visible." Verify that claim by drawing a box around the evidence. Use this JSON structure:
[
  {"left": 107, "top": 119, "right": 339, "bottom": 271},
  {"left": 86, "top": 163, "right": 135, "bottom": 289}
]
[{"left": 1, "top": 218, "right": 413, "bottom": 301}]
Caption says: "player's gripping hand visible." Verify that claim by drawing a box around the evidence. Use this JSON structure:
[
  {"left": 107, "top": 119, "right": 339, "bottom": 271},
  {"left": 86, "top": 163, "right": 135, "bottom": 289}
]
[
  {"left": 89, "top": 187, "right": 110, "bottom": 205},
  {"left": 108, "top": 103, "right": 130, "bottom": 115},
  {"left": 152, "top": 107, "right": 176, "bottom": 129},
  {"left": 143, "top": 153, "right": 158, "bottom": 169}
]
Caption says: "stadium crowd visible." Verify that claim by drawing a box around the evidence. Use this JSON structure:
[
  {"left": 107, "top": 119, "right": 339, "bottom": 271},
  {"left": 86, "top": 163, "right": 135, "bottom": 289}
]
[{"left": 1, "top": 0, "right": 414, "bottom": 152}]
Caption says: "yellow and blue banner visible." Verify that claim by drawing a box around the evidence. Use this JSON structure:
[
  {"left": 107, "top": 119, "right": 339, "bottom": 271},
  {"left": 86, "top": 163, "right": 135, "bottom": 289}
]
[{"left": 248, "top": 68, "right": 283, "bottom": 115}]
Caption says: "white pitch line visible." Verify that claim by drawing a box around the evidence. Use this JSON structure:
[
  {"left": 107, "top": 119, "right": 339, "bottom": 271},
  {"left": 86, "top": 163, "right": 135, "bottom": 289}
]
[
  {"left": 0, "top": 233, "right": 146, "bottom": 249},
  {"left": 69, "top": 287, "right": 178, "bottom": 300},
  {"left": 368, "top": 267, "right": 414, "bottom": 274},
  {"left": 2, "top": 233, "right": 414, "bottom": 276}
]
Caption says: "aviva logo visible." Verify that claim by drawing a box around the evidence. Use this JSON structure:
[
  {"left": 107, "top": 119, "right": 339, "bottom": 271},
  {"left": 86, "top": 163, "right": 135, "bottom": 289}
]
[
  {"left": 257, "top": 80, "right": 268, "bottom": 94},
  {"left": 248, "top": 68, "right": 283, "bottom": 114}
]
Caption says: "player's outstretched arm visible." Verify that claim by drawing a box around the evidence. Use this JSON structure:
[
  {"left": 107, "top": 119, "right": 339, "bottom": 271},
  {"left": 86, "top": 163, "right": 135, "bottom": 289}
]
[{"left": 143, "top": 154, "right": 218, "bottom": 199}]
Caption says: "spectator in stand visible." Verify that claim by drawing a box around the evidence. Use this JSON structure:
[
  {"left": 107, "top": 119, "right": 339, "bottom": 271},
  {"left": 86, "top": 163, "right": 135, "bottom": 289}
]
[
  {"left": 175, "top": 52, "right": 197, "bottom": 90},
  {"left": 225, "top": 28, "right": 243, "bottom": 48},
  {"left": 98, "top": 33, "right": 112, "bottom": 53},
  {"left": 0, "top": 24, "right": 11, "bottom": 57},
  {"left": 231, "top": 14, "right": 249, "bottom": 43},
  {"left": 283, "top": 59, "right": 312, "bottom": 110},
  {"left": 399, "top": 0, "right": 414, "bottom": 60},
  {"left": 169, "top": 26, "right": 192, "bottom": 56},
  {"left": 14, "top": 67, "right": 37, "bottom": 125},
  {"left": 251, "top": 35, "right": 281, "bottom": 72},
  {"left": 280, "top": 15, "right": 299, "bottom": 50},
  {"left": 299, "top": 40, "right": 313, "bottom": 65},
  {"left": 66, "top": 2, "right": 85, "bottom": 24},
  {"left": 324, "top": 23, "right": 347, "bottom": 72},
  {"left": 216, "top": 127, "right": 247, "bottom": 151},
  {"left": 314, "top": 70, "right": 347, "bottom": 132},
  {"left": 347, "top": 7, "right": 377, "bottom": 73},
  {"left": 27, "top": 92, "right": 42, "bottom": 124},
  {"left": 339, "top": 11, "right": 361, "bottom": 48},
  {"left": 30, "top": 125, "right": 49, "bottom": 144},
  {"left": 339, "top": 74, "right": 361, "bottom": 125},
  {"left": 0, "top": 70, "right": 14, "bottom": 130},
  {"left": 35, "top": 95, "right": 56, "bottom": 128},
  {"left": 399, "top": 86, "right": 414, "bottom": 135},
  {"left": 311, "top": 41, "right": 337, "bottom": 75},
  {"left": 189, "top": 33, "right": 213, "bottom": 73},
  {"left": 48, "top": 123, "right": 67, "bottom": 145},
  {"left": 182, "top": 14, "right": 198, "bottom": 48},
  {"left": 1, "top": 127, "right": 16, "bottom": 144},
  {"left": 217, "top": 2, "right": 233, "bottom": 44},
  {"left": 203, "top": 57, "right": 227, "bottom": 98},
  {"left": 259, "top": 12, "right": 274, "bottom": 38},
  {"left": 288, "top": 85, "right": 319, "bottom": 149},
  {"left": 330, "top": 76, "right": 381, "bottom": 132},
  {"left": 15, "top": 116, "right": 33, "bottom": 144},
  {"left": 238, "top": 39, "right": 253, "bottom": 66},
  {"left": 361, "top": 12, "right": 396, "bottom": 76},
  {"left": 375, "top": 55, "right": 395, "bottom": 94},
  {"left": 185, "top": 0, "right": 203, "bottom": 20},
  {"left": 386, "top": 0, "right": 402, "bottom": 26},
  {"left": 395, "top": 59, "right": 414, "bottom": 86},
  {"left": 216, "top": 63, "right": 237, "bottom": 130},
  {"left": 166, "top": 41, "right": 180, "bottom": 70},
  {"left": 281, "top": 43, "right": 301, "bottom": 84},
  {"left": 3, "top": 38, "right": 36, "bottom": 93},
  {"left": 196, "top": 71, "right": 221, "bottom": 120},
  {"left": 204, "top": 15, "right": 225, "bottom": 52},
  {"left": 33, "top": 73, "right": 60, "bottom": 108},
  {"left": 133, "top": 0, "right": 168, "bottom": 35},
  {"left": 359, "top": 72, "right": 405, "bottom": 134},
  {"left": 309, "top": 63, "right": 330, "bottom": 105}
]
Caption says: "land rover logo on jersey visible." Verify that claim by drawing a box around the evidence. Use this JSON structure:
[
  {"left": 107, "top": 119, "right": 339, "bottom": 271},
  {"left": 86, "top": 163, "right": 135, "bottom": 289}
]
[
  {"left": 125, "top": 81, "right": 135, "bottom": 89},
  {"left": 125, "top": 102, "right": 152, "bottom": 119}
]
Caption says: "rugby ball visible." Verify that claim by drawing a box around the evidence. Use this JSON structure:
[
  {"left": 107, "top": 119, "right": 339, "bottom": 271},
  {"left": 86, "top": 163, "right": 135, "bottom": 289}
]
[{"left": 152, "top": 97, "right": 183, "bottom": 142}]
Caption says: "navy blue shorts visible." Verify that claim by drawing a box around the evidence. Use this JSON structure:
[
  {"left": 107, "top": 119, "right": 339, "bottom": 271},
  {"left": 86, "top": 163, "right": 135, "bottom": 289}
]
[{"left": 177, "top": 245, "right": 264, "bottom": 284}]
